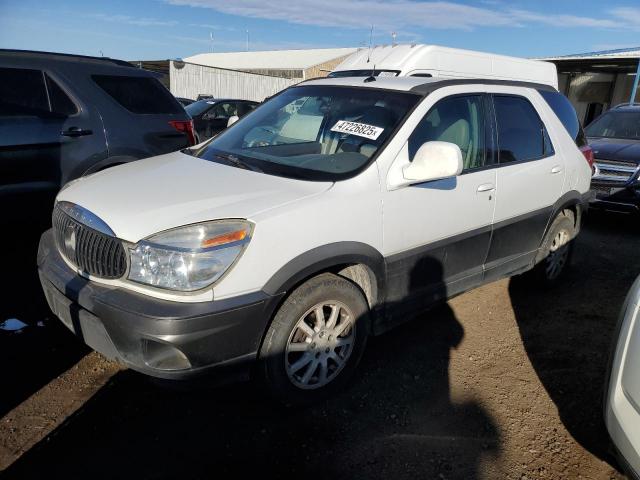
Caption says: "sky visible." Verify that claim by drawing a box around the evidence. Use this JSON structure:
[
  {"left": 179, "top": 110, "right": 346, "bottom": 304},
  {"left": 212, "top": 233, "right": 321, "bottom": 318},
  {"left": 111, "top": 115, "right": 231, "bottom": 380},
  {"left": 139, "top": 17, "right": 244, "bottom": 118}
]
[{"left": 1, "top": 0, "right": 639, "bottom": 61}]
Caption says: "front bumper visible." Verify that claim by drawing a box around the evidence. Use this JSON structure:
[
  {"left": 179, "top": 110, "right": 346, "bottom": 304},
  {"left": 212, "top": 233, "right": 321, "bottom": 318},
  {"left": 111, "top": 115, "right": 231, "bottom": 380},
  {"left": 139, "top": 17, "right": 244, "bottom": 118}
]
[
  {"left": 37, "top": 229, "right": 283, "bottom": 381},
  {"left": 590, "top": 182, "right": 640, "bottom": 214}
]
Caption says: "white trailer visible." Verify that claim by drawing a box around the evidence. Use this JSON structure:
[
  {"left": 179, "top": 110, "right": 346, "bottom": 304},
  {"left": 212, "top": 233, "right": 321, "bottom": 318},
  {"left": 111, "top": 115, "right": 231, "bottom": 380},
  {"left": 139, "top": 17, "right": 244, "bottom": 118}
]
[{"left": 331, "top": 44, "right": 558, "bottom": 89}]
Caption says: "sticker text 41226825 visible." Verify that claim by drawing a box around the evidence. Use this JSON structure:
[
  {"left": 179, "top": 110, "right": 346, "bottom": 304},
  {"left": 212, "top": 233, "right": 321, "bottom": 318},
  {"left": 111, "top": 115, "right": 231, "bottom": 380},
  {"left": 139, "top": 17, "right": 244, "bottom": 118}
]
[{"left": 330, "top": 120, "right": 384, "bottom": 141}]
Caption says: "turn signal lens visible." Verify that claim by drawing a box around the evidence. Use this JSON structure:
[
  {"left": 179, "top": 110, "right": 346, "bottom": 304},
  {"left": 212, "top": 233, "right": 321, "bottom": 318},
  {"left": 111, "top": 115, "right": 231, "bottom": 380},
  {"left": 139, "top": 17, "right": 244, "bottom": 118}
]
[{"left": 202, "top": 229, "right": 247, "bottom": 248}]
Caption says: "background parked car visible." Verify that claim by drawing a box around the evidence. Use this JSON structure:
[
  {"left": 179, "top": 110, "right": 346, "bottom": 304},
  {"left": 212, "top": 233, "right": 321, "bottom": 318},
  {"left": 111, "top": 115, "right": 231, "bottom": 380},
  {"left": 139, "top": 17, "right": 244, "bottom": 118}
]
[
  {"left": 0, "top": 49, "right": 196, "bottom": 214},
  {"left": 185, "top": 98, "right": 258, "bottom": 141},
  {"left": 176, "top": 96, "right": 195, "bottom": 107},
  {"left": 605, "top": 273, "right": 640, "bottom": 479},
  {"left": 585, "top": 104, "right": 640, "bottom": 215}
]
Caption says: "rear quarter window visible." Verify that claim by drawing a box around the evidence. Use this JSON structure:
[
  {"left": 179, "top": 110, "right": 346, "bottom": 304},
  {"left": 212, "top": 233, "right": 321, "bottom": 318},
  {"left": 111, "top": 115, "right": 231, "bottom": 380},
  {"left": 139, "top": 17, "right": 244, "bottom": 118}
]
[
  {"left": 92, "top": 75, "right": 182, "bottom": 114},
  {"left": 538, "top": 90, "right": 587, "bottom": 147}
]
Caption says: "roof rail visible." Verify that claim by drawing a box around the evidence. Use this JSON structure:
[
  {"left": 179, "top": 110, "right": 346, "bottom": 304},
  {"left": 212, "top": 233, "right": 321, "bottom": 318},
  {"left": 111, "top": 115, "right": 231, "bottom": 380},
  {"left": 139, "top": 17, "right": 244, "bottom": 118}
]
[{"left": 0, "top": 49, "right": 134, "bottom": 68}]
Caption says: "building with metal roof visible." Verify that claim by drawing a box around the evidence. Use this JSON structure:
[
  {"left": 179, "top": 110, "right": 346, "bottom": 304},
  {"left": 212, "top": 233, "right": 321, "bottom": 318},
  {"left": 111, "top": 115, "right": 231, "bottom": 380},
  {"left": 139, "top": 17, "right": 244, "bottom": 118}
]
[
  {"left": 184, "top": 47, "right": 359, "bottom": 80},
  {"left": 541, "top": 47, "right": 640, "bottom": 125}
]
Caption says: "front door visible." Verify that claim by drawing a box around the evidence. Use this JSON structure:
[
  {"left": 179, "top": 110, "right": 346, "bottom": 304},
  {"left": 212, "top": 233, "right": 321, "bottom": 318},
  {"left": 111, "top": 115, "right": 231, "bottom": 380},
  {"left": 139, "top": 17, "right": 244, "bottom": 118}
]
[{"left": 383, "top": 93, "right": 497, "bottom": 318}]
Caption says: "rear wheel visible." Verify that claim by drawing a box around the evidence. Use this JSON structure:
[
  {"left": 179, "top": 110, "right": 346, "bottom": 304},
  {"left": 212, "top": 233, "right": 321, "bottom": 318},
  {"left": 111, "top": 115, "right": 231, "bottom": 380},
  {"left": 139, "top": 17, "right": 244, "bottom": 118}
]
[
  {"left": 258, "top": 273, "right": 369, "bottom": 405},
  {"left": 526, "top": 210, "right": 576, "bottom": 287}
]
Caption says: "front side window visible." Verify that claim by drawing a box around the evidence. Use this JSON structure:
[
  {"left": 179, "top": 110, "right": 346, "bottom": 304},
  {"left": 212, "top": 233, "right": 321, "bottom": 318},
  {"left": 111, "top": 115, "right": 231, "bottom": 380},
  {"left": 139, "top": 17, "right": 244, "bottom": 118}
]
[
  {"left": 210, "top": 102, "right": 238, "bottom": 119},
  {"left": 192, "top": 85, "right": 420, "bottom": 180},
  {"left": 408, "top": 95, "right": 489, "bottom": 171},
  {"left": 584, "top": 110, "right": 640, "bottom": 140},
  {"left": 494, "top": 95, "right": 553, "bottom": 163},
  {"left": 92, "top": 75, "right": 182, "bottom": 114}
]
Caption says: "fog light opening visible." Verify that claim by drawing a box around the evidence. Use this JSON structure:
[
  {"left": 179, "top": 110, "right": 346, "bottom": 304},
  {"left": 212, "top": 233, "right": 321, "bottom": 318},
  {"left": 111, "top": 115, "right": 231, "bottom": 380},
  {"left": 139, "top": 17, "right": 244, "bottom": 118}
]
[{"left": 142, "top": 339, "right": 191, "bottom": 371}]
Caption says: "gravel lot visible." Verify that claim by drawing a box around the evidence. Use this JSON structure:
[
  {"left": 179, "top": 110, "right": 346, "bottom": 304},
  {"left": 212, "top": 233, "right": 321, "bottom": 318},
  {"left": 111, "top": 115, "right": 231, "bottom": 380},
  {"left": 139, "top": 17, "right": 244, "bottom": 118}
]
[{"left": 0, "top": 210, "right": 637, "bottom": 479}]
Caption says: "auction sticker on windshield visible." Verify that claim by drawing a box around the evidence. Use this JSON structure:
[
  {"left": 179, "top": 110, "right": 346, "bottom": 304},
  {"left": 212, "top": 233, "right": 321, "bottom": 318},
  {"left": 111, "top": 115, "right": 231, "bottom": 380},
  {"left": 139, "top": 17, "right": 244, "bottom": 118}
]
[{"left": 331, "top": 120, "right": 384, "bottom": 140}]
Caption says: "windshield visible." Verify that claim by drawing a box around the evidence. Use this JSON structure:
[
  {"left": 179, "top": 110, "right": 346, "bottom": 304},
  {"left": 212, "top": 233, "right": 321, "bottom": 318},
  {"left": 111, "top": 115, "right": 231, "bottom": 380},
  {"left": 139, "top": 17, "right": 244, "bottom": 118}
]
[
  {"left": 192, "top": 85, "right": 420, "bottom": 180},
  {"left": 185, "top": 100, "right": 215, "bottom": 117},
  {"left": 585, "top": 110, "right": 640, "bottom": 140},
  {"left": 328, "top": 70, "right": 400, "bottom": 78}
]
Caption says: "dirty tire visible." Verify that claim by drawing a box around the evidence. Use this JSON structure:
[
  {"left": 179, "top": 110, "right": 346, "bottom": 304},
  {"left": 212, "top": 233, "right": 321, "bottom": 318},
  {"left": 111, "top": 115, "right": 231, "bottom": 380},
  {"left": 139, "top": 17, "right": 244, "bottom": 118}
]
[
  {"left": 525, "top": 210, "right": 576, "bottom": 288},
  {"left": 258, "top": 273, "right": 369, "bottom": 406}
]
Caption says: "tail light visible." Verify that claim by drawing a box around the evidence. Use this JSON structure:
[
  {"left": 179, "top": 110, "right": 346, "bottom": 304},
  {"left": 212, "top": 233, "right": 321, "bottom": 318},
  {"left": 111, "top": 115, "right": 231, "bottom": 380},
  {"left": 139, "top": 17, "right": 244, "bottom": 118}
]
[
  {"left": 169, "top": 120, "right": 196, "bottom": 146},
  {"left": 579, "top": 145, "right": 595, "bottom": 173}
]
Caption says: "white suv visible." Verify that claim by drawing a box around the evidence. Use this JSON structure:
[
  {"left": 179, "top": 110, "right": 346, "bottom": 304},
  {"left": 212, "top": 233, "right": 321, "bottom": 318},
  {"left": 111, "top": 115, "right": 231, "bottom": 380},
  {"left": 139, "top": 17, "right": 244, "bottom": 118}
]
[{"left": 38, "top": 76, "right": 592, "bottom": 403}]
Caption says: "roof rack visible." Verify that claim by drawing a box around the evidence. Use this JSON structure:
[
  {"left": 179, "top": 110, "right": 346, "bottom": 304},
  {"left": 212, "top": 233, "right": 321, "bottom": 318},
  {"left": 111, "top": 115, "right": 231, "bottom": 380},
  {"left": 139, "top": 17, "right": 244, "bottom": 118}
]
[
  {"left": 0, "top": 49, "right": 134, "bottom": 68},
  {"left": 614, "top": 102, "right": 640, "bottom": 108}
]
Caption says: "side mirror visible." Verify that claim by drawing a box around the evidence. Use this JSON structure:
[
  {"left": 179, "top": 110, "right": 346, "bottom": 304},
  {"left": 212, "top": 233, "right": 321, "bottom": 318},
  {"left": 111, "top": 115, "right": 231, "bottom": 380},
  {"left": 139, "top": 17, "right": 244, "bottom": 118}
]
[
  {"left": 402, "top": 141, "right": 463, "bottom": 183},
  {"left": 227, "top": 115, "right": 239, "bottom": 128}
]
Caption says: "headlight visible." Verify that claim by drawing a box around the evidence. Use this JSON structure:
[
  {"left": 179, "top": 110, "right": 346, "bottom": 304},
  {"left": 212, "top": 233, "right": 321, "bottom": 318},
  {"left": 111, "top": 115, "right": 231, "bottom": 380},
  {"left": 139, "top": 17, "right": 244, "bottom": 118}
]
[{"left": 128, "top": 220, "right": 252, "bottom": 291}]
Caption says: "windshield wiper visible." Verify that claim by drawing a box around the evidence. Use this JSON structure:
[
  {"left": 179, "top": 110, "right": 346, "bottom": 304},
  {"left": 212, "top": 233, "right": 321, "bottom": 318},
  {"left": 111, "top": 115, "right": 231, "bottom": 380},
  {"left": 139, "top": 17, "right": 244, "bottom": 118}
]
[{"left": 213, "top": 153, "right": 263, "bottom": 173}]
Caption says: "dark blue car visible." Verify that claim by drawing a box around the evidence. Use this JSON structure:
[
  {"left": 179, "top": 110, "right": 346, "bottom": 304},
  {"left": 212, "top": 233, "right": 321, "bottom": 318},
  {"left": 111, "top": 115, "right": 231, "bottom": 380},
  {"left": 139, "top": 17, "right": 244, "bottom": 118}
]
[
  {"left": 586, "top": 104, "right": 640, "bottom": 214},
  {"left": 0, "top": 49, "right": 196, "bottom": 215}
]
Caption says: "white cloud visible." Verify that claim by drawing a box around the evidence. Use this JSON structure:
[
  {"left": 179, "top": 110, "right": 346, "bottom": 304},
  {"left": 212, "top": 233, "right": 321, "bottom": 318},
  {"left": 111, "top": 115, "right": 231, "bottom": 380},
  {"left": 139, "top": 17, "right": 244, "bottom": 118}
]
[
  {"left": 164, "top": 0, "right": 640, "bottom": 31},
  {"left": 86, "top": 13, "right": 178, "bottom": 27}
]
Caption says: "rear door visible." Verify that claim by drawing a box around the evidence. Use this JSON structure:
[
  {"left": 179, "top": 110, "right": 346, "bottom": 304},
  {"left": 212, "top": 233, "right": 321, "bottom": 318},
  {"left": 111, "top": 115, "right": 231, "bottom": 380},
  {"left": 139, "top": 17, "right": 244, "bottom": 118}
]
[
  {"left": 0, "top": 66, "right": 107, "bottom": 195},
  {"left": 90, "top": 72, "right": 191, "bottom": 158},
  {"left": 484, "top": 91, "right": 565, "bottom": 280}
]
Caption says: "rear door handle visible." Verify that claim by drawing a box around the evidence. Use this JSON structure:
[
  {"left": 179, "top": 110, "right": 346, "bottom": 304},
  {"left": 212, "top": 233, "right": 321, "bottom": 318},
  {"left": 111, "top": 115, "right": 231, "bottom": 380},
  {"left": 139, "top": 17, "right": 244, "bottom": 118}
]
[
  {"left": 61, "top": 127, "right": 93, "bottom": 138},
  {"left": 550, "top": 165, "right": 563, "bottom": 174},
  {"left": 477, "top": 183, "right": 495, "bottom": 193}
]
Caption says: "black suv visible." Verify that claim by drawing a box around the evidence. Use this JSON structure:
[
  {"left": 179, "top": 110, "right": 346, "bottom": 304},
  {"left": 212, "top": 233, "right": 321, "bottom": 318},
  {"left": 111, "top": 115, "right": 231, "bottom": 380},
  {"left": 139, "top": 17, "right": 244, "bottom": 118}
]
[
  {"left": 586, "top": 104, "right": 640, "bottom": 213},
  {"left": 185, "top": 98, "right": 258, "bottom": 141},
  {"left": 0, "top": 50, "right": 196, "bottom": 205}
]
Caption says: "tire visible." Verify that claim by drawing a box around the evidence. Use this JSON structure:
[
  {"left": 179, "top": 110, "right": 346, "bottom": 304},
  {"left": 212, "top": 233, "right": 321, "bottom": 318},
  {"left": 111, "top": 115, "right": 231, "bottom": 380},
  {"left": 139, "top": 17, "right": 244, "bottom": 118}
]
[
  {"left": 526, "top": 210, "right": 576, "bottom": 287},
  {"left": 257, "top": 273, "right": 370, "bottom": 406}
]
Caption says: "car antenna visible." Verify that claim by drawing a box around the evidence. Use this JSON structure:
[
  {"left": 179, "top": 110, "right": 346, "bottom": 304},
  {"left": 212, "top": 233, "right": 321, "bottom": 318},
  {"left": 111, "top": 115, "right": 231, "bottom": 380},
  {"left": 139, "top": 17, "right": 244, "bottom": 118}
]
[{"left": 364, "top": 25, "right": 376, "bottom": 83}]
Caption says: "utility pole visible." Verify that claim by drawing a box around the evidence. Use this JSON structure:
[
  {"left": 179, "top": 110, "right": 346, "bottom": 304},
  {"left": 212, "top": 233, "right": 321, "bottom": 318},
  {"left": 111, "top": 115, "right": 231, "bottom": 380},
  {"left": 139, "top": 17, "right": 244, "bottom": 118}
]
[
  {"left": 210, "top": 32, "right": 214, "bottom": 53},
  {"left": 391, "top": 31, "right": 397, "bottom": 46},
  {"left": 630, "top": 58, "right": 640, "bottom": 105},
  {"left": 246, "top": 29, "right": 249, "bottom": 51}
]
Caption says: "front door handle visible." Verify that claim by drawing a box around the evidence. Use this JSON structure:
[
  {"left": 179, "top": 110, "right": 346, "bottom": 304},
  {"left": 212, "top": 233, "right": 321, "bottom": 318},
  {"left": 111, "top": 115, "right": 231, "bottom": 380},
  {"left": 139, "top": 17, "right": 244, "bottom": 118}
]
[
  {"left": 61, "top": 127, "right": 93, "bottom": 138},
  {"left": 477, "top": 183, "right": 495, "bottom": 193},
  {"left": 550, "top": 165, "right": 563, "bottom": 174}
]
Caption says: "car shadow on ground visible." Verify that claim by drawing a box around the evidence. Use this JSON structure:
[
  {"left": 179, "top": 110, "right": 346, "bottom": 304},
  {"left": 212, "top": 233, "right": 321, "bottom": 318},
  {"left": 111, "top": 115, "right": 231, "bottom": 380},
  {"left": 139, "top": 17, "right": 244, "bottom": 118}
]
[
  {"left": 509, "top": 210, "right": 640, "bottom": 466},
  {"left": 5, "top": 260, "right": 500, "bottom": 480},
  {"left": 0, "top": 199, "right": 88, "bottom": 418}
]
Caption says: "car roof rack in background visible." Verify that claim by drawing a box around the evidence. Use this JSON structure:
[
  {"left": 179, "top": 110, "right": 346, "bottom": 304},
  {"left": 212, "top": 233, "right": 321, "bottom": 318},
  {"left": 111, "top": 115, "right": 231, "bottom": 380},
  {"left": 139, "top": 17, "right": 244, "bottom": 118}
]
[{"left": 0, "top": 49, "right": 134, "bottom": 68}]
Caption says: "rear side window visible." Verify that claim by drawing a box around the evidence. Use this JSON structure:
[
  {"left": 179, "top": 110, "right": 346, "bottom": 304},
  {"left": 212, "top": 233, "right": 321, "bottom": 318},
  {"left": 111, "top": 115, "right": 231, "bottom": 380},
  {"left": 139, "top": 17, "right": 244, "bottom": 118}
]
[
  {"left": 538, "top": 90, "right": 587, "bottom": 148},
  {"left": 92, "top": 75, "right": 182, "bottom": 114},
  {"left": 494, "top": 95, "right": 553, "bottom": 163},
  {"left": 0, "top": 67, "right": 49, "bottom": 116},
  {"left": 0, "top": 68, "right": 78, "bottom": 117}
]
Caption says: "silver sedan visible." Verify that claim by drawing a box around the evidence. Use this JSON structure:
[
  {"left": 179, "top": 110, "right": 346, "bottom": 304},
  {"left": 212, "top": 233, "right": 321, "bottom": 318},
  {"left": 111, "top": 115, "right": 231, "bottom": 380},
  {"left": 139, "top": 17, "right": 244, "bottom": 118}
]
[{"left": 606, "top": 274, "right": 640, "bottom": 479}]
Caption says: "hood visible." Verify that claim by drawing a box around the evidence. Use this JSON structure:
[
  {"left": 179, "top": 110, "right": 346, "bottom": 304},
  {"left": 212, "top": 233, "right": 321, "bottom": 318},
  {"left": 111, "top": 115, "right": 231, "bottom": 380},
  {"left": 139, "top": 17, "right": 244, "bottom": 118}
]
[
  {"left": 57, "top": 152, "right": 332, "bottom": 242},
  {"left": 588, "top": 137, "right": 640, "bottom": 165}
]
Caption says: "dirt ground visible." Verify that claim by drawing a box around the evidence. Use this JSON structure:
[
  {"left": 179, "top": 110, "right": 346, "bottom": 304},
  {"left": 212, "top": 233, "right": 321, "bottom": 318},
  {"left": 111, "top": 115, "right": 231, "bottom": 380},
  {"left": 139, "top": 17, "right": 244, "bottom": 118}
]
[{"left": 0, "top": 210, "right": 638, "bottom": 480}]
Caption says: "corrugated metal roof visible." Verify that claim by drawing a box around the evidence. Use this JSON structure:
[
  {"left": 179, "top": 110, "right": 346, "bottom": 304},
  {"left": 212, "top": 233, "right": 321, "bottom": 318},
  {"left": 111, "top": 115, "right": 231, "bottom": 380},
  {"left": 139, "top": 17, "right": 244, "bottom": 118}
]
[
  {"left": 541, "top": 47, "right": 640, "bottom": 61},
  {"left": 184, "top": 48, "right": 359, "bottom": 71}
]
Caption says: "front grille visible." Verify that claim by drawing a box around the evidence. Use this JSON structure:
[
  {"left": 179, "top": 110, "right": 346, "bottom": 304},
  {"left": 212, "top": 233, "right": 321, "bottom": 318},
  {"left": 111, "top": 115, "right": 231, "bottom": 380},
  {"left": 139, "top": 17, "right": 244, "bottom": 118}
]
[
  {"left": 53, "top": 206, "right": 127, "bottom": 279},
  {"left": 593, "top": 158, "right": 639, "bottom": 185}
]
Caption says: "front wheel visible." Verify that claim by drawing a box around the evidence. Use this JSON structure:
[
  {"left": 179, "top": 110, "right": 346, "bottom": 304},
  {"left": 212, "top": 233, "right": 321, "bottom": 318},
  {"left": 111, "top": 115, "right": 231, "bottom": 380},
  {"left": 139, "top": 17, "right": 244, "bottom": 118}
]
[{"left": 257, "top": 273, "right": 369, "bottom": 405}]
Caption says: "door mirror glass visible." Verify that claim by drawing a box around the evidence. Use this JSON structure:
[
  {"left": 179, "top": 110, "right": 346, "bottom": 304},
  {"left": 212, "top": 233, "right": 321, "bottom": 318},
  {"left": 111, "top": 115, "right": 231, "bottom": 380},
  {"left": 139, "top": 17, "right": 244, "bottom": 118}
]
[
  {"left": 227, "top": 115, "right": 239, "bottom": 128},
  {"left": 403, "top": 141, "right": 463, "bottom": 183}
]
